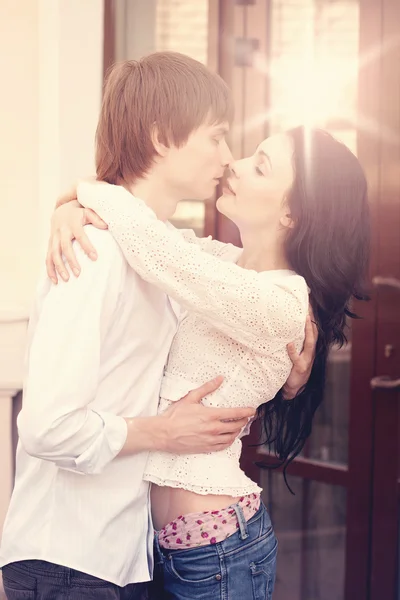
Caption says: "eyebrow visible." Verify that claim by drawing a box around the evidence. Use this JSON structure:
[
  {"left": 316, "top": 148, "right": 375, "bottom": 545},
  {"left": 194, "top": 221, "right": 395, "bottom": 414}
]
[{"left": 257, "top": 149, "right": 272, "bottom": 169}]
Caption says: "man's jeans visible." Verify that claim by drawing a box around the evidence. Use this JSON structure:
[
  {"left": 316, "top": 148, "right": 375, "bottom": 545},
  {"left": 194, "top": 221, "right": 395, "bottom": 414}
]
[{"left": 2, "top": 559, "right": 149, "bottom": 600}]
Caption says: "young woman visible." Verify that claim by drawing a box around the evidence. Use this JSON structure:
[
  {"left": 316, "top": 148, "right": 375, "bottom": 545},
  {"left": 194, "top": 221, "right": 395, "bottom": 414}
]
[{"left": 47, "top": 127, "right": 369, "bottom": 600}]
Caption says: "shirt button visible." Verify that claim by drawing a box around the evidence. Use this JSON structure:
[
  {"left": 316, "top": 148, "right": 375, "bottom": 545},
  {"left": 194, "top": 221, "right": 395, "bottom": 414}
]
[{"left": 215, "top": 574, "right": 222, "bottom": 581}]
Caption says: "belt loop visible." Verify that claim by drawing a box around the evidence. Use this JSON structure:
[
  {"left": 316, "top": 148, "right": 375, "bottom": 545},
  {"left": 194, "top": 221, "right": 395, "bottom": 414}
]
[
  {"left": 153, "top": 531, "right": 164, "bottom": 564},
  {"left": 233, "top": 503, "right": 249, "bottom": 541}
]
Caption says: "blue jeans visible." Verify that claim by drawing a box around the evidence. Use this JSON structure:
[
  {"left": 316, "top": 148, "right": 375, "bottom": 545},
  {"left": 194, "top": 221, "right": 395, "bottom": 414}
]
[
  {"left": 152, "top": 501, "right": 277, "bottom": 600},
  {"left": 1, "top": 560, "right": 149, "bottom": 600}
]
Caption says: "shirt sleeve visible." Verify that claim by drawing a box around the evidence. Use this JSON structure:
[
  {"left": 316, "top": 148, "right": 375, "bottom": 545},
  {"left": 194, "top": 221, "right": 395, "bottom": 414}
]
[
  {"left": 172, "top": 225, "right": 242, "bottom": 262},
  {"left": 17, "top": 227, "right": 128, "bottom": 475},
  {"left": 78, "top": 182, "right": 309, "bottom": 350}
]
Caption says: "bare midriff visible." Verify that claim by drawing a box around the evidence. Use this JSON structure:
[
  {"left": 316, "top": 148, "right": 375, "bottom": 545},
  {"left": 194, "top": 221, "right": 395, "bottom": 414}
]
[{"left": 151, "top": 484, "right": 241, "bottom": 531}]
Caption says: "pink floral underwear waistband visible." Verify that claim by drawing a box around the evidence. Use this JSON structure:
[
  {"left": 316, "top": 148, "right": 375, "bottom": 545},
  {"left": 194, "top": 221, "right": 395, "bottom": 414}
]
[{"left": 157, "top": 493, "right": 261, "bottom": 550}]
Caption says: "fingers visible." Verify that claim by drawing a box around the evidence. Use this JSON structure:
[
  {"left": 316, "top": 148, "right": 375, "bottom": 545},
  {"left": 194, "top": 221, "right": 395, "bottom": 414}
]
[
  {"left": 213, "top": 431, "right": 245, "bottom": 450},
  {"left": 216, "top": 417, "right": 249, "bottom": 435},
  {"left": 307, "top": 306, "right": 319, "bottom": 340},
  {"left": 197, "top": 432, "right": 241, "bottom": 453},
  {"left": 212, "top": 406, "right": 255, "bottom": 421},
  {"left": 182, "top": 376, "right": 224, "bottom": 404},
  {"left": 84, "top": 208, "right": 108, "bottom": 230},
  {"left": 201, "top": 416, "right": 253, "bottom": 452},
  {"left": 74, "top": 230, "right": 98, "bottom": 261},
  {"left": 46, "top": 239, "right": 59, "bottom": 284},
  {"left": 303, "top": 315, "right": 318, "bottom": 358},
  {"left": 60, "top": 227, "right": 81, "bottom": 277},
  {"left": 51, "top": 215, "right": 99, "bottom": 281},
  {"left": 286, "top": 342, "right": 299, "bottom": 365},
  {"left": 287, "top": 314, "right": 318, "bottom": 367},
  {"left": 57, "top": 228, "right": 98, "bottom": 279},
  {"left": 308, "top": 305, "right": 316, "bottom": 322},
  {"left": 50, "top": 233, "right": 69, "bottom": 282},
  {"left": 213, "top": 437, "right": 238, "bottom": 451},
  {"left": 311, "top": 319, "right": 319, "bottom": 343}
]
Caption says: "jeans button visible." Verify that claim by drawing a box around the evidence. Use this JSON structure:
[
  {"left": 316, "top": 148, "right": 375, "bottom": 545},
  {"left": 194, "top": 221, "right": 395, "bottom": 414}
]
[{"left": 215, "top": 574, "right": 222, "bottom": 581}]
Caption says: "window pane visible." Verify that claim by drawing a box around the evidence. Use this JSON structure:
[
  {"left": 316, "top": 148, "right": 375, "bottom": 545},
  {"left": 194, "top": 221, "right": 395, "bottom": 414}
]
[
  {"left": 114, "top": 0, "right": 210, "bottom": 234},
  {"left": 261, "top": 472, "right": 346, "bottom": 600},
  {"left": 264, "top": 0, "right": 360, "bottom": 467}
]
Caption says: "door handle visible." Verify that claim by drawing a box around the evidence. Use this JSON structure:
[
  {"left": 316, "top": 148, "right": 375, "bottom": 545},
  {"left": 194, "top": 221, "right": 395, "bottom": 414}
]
[
  {"left": 370, "top": 375, "right": 400, "bottom": 390},
  {"left": 372, "top": 276, "right": 400, "bottom": 291}
]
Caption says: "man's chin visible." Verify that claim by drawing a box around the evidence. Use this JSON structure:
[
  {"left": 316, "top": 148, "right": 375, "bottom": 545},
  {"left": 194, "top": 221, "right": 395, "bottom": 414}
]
[{"left": 183, "top": 190, "right": 212, "bottom": 203}]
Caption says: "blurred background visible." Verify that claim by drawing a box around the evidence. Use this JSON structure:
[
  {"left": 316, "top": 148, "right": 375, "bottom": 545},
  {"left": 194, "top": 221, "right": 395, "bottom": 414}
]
[{"left": 1, "top": 1, "right": 399, "bottom": 599}]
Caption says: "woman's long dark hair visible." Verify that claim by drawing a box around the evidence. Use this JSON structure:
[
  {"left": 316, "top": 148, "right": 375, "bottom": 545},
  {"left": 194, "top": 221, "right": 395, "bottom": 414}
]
[{"left": 257, "top": 127, "right": 370, "bottom": 491}]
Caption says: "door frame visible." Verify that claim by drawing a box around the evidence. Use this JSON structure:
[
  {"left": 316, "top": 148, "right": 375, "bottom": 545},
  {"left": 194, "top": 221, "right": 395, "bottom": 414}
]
[
  {"left": 366, "top": 0, "right": 400, "bottom": 597},
  {"left": 211, "top": 2, "right": 394, "bottom": 599},
  {"left": 102, "top": 1, "right": 400, "bottom": 596}
]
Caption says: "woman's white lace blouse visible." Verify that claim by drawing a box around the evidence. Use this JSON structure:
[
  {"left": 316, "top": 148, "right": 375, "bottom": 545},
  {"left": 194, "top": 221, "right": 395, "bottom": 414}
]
[{"left": 78, "top": 182, "right": 309, "bottom": 497}]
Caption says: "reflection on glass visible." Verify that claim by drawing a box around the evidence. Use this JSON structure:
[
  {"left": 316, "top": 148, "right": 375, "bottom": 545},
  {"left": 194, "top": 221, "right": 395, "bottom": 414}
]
[
  {"left": 261, "top": 472, "right": 346, "bottom": 600},
  {"left": 155, "top": 0, "right": 209, "bottom": 64},
  {"left": 268, "top": 0, "right": 359, "bottom": 144},
  {"left": 114, "top": 0, "right": 210, "bottom": 236},
  {"left": 155, "top": 1, "right": 209, "bottom": 234},
  {"left": 264, "top": 0, "right": 360, "bottom": 467},
  {"left": 307, "top": 344, "right": 351, "bottom": 465},
  {"left": 170, "top": 200, "right": 206, "bottom": 236}
]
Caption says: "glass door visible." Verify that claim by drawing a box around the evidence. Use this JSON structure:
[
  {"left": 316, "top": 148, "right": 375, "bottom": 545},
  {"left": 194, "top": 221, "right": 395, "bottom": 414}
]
[
  {"left": 107, "top": 0, "right": 213, "bottom": 237},
  {"left": 365, "top": 0, "right": 400, "bottom": 597},
  {"left": 214, "top": 1, "right": 377, "bottom": 599},
  {"left": 104, "top": 2, "right": 400, "bottom": 596}
]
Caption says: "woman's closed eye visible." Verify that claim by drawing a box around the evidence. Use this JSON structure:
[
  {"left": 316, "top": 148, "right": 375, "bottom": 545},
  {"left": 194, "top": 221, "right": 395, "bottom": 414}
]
[{"left": 255, "top": 165, "right": 265, "bottom": 176}]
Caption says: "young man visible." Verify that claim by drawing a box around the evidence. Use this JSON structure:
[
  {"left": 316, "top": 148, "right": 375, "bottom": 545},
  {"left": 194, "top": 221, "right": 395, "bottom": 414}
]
[{"left": 0, "top": 53, "right": 314, "bottom": 600}]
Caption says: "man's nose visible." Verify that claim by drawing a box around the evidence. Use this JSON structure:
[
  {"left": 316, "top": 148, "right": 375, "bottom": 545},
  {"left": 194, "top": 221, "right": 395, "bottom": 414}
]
[
  {"left": 220, "top": 139, "right": 233, "bottom": 167},
  {"left": 228, "top": 160, "right": 239, "bottom": 178}
]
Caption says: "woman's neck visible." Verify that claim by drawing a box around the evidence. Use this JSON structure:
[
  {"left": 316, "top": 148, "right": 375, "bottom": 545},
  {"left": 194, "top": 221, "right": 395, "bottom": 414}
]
[{"left": 238, "top": 229, "right": 291, "bottom": 272}]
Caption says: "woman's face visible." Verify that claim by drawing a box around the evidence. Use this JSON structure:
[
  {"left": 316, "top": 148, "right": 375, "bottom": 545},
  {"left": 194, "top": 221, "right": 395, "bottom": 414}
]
[{"left": 217, "top": 133, "right": 295, "bottom": 232}]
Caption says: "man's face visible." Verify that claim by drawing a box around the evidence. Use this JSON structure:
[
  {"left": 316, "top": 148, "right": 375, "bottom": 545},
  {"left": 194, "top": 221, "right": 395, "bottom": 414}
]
[{"left": 161, "top": 122, "right": 232, "bottom": 201}]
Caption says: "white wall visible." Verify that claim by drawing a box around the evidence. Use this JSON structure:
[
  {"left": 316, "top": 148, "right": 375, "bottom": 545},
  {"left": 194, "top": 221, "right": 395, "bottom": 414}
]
[
  {"left": 0, "top": 0, "right": 104, "bottom": 538},
  {"left": 0, "top": 0, "right": 40, "bottom": 310},
  {"left": 1, "top": 0, "right": 104, "bottom": 309},
  {"left": 38, "top": 0, "right": 104, "bottom": 284}
]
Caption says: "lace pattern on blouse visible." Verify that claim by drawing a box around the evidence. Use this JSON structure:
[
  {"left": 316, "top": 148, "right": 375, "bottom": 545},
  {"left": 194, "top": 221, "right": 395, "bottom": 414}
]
[{"left": 78, "top": 182, "right": 309, "bottom": 497}]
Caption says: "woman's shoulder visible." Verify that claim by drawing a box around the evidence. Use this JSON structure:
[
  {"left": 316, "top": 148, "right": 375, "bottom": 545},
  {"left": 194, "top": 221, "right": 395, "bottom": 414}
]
[
  {"left": 259, "top": 269, "right": 308, "bottom": 294},
  {"left": 255, "top": 270, "right": 309, "bottom": 337}
]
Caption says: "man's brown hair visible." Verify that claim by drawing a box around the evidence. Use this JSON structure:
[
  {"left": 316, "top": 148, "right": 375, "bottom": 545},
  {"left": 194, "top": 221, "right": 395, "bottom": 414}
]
[{"left": 96, "top": 51, "right": 234, "bottom": 184}]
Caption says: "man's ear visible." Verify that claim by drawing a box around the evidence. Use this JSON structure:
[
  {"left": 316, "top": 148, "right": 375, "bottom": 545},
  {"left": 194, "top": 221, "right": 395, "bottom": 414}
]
[{"left": 151, "top": 124, "right": 169, "bottom": 157}]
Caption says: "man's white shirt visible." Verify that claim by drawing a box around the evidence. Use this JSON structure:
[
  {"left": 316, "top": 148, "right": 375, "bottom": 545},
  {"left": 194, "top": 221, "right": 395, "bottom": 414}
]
[{"left": 0, "top": 227, "right": 178, "bottom": 586}]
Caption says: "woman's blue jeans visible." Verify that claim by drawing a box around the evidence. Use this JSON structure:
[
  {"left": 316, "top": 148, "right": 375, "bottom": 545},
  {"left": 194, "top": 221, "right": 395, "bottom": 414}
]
[{"left": 152, "top": 501, "right": 278, "bottom": 600}]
